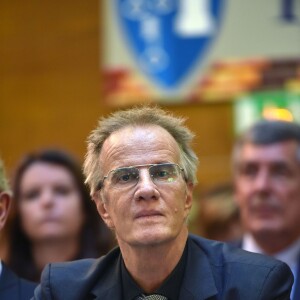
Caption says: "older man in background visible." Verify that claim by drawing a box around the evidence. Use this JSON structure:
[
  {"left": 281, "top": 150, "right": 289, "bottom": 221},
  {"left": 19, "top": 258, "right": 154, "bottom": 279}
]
[
  {"left": 0, "top": 158, "right": 36, "bottom": 299},
  {"left": 233, "top": 120, "right": 300, "bottom": 300}
]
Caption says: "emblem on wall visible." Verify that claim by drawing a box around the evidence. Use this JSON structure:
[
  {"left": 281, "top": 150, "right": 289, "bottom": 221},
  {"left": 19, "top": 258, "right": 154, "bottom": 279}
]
[{"left": 116, "top": 0, "right": 225, "bottom": 89}]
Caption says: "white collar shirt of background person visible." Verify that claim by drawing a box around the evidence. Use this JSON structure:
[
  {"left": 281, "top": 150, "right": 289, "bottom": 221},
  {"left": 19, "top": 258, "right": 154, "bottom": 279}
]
[{"left": 243, "top": 233, "right": 300, "bottom": 299}]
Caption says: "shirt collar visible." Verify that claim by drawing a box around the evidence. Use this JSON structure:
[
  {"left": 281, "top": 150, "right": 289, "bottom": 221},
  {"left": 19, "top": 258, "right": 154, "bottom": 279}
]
[
  {"left": 242, "top": 233, "right": 300, "bottom": 272},
  {"left": 121, "top": 242, "right": 188, "bottom": 300}
]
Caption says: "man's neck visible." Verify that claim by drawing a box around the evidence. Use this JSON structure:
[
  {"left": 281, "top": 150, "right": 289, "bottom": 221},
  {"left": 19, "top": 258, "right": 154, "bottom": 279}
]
[{"left": 119, "top": 228, "right": 188, "bottom": 293}]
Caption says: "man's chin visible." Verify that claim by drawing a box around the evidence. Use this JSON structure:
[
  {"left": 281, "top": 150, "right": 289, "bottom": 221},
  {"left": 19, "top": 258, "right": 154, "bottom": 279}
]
[
  {"left": 129, "top": 231, "right": 175, "bottom": 248},
  {"left": 251, "top": 222, "right": 282, "bottom": 237}
]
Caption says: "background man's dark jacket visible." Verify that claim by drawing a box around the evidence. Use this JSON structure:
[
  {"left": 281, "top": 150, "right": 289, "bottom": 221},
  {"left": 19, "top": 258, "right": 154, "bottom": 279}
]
[{"left": 0, "top": 262, "right": 37, "bottom": 300}]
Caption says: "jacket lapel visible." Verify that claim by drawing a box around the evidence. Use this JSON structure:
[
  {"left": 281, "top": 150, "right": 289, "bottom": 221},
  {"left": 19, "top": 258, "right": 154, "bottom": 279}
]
[
  {"left": 179, "top": 237, "right": 218, "bottom": 300},
  {"left": 89, "top": 254, "right": 123, "bottom": 300},
  {"left": 91, "top": 283, "right": 122, "bottom": 300}
]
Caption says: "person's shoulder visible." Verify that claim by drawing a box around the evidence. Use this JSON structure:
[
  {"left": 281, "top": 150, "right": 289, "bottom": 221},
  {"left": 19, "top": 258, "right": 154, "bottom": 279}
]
[
  {"left": 34, "top": 247, "right": 121, "bottom": 300},
  {"left": 189, "top": 233, "right": 284, "bottom": 267},
  {"left": 188, "top": 233, "right": 293, "bottom": 280},
  {"left": 0, "top": 263, "right": 37, "bottom": 300},
  {"left": 188, "top": 234, "right": 293, "bottom": 299},
  {"left": 19, "top": 277, "right": 37, "bottom": 299},
  {"left": 46, "top": 257, "right": 99, "bottom": 274},
  {"left": 44, "top": 247, "right": 120, "bottom": 280}
]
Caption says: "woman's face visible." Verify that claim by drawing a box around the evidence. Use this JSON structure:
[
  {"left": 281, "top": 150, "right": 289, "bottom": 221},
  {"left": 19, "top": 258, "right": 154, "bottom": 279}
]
[{"left": 18, "top": 162, "right": 85, "bottom": 242}]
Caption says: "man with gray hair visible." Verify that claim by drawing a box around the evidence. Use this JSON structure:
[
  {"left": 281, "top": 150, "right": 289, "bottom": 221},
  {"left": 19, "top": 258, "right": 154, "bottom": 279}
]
[
  {"left": 233, "top": 120, "right": 300, "bottom": 300},
  {"left": 0, "top": 158, "right": 36, "bottom": 299},
  {"left": 34, "top": 107, "right": 293, "bottom": 299}
]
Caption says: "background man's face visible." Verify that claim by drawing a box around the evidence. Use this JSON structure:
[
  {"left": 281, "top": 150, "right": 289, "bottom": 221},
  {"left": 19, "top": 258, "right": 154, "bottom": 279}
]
[
  {"left": 95, "top": 125, "right": 193, "bottom": 248},
  {"left": 234, "top": 140, "right": 300, "bottom": 240}
]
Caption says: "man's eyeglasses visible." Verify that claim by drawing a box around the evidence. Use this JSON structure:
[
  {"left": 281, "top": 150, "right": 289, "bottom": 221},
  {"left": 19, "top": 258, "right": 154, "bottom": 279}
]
[{"left": 97, "top": 163, "right": 185, "bottom": 190}]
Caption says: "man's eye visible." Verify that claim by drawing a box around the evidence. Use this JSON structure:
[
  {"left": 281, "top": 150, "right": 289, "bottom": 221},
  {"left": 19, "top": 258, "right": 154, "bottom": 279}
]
[
  {"left": 155, "top": 170, "right": 169, "bottom": 178},
  {"left": 113, "top": 170, "right": 138, "bottom": 184},
  {"left": 240, "top": 165, "right": 258, "bottom": 177},
  {"left": 119, "top": 174, "right": 131, "bottom": 182}
]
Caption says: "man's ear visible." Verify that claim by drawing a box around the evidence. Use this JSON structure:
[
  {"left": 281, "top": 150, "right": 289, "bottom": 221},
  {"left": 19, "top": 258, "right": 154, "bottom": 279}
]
[
  {"left": 184, "top": 182, "right": 194, "bottom": 212},
  {"left": 93, "top": 192, "right": 114, "bottom": 229},
  {"left": 0, "top": 192, "right": 11, "bottom": 231}
]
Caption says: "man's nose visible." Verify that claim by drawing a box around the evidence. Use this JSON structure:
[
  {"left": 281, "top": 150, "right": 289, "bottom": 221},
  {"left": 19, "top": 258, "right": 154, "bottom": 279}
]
[
  {"left": 253, "top": 170, "right": 272, "bottom": 192},
  {"left": 133, "top": 169, "right": 160, "bottom": 201}
]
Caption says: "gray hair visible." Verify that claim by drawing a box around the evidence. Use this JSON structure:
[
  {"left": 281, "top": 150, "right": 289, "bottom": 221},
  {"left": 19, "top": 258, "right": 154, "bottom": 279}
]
[
  {"left": 232, "top": 120, "right": 300, "bottom": 170},
  {"left": 83, "top": 106, "right": 198, "bottom": 196},
  {"left": 0, "top": 158, "right": 10, "bottom": 193}
]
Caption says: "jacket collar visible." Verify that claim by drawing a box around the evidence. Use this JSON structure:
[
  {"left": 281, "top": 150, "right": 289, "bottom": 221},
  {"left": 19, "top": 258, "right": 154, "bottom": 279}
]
[
  {"left": 89, "top": 236, "right": 218, "bottom": 300},
  {"left": 179, "top": 236, "right": 218, "bottom": 300},
  {"left": 89, "top": 251, "right": 123, "bottom": 300}
]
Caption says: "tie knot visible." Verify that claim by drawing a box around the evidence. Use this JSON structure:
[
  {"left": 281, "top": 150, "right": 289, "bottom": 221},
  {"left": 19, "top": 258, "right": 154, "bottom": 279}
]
[{"left": 135, "top": 294, "right": 168, "bottom": 300}]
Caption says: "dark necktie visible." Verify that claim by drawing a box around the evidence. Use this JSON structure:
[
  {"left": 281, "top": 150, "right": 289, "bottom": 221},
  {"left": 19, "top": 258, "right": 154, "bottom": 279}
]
[{"left": 135, "top": 294, "right": 168, "bottom": 300}]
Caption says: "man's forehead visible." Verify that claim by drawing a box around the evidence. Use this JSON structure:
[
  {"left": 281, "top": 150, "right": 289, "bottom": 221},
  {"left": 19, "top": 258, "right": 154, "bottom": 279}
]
[
  {"left": 104, "top": 125, "right": 175, "bottom": 147},
  {"left": 99, "top": 125, "right": 180, "bottom": 165},
  {"left": 240, "top": 141, "right": 299, "bottom": 163}
]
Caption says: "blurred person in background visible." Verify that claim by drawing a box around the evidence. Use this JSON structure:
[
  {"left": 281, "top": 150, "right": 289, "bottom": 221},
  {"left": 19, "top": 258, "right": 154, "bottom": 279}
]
[
  {"left": 3, "top": 149, "right": 115, "bottom": 282},
  {"left": 0, "top": 157, "right": 36, "bottom": 299},
  {"left": 233, "top": 120, "right": 300, "bottom": 300},
  {"left": 193, "top": 182, "right": 242, "bottom": 242}
]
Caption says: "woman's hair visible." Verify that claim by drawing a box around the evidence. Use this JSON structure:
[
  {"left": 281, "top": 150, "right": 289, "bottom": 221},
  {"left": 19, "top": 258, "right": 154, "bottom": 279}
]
[{"left": 5, "top": 149, "right": 115, "bottom": 282}]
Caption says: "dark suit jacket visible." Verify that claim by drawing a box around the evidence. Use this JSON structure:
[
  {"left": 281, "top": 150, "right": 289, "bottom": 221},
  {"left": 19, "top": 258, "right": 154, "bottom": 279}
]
[
  {"left": 33, "top": 234, "right": 293, "bottom": 300},
  {"left": 0, "top": 262, "right": 37, "bottom": 300},
  {"left": 230, "top": 238, "right": 300, "bottom": 300}
]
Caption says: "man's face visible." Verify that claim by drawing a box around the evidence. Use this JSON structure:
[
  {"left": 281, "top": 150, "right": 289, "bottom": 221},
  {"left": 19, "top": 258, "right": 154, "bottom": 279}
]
[
  {"left": 95, "top": 125, "right": 193, "bottom": 248},
  {"left": 234, "top": 140, "right": 300, "bottom": 240}
]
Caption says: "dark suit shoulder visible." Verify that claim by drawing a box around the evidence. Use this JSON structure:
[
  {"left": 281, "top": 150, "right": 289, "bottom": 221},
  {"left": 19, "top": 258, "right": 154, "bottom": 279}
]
[
  {"left": 189, "top": 233, "right": 287, "bottom": 267},
  {"left": 34, "top": 247, "right": 121, "bottom": 300},
  {"left": 0, "top": 263, "right": 37, "bottom": 300},
  {"left": 43, "top": 246, "right": 120, "bottom": 281},
  {"left": 188, "top": 234, "right": 293, "bottom": 299},
  {"left": 45, "top": 257, "right": 98, "bottom": 276}
]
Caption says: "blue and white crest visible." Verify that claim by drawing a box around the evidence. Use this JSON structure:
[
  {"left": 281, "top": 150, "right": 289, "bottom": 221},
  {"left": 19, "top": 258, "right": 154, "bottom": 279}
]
[{"left": 116, "top": 0, "right": 225, "bottom": 89}]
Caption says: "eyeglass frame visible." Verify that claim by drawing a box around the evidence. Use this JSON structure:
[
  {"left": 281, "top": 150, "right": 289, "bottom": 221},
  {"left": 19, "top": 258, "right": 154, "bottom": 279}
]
[{"left": 96, "top": 162, "right": 185, "bottom": 191}]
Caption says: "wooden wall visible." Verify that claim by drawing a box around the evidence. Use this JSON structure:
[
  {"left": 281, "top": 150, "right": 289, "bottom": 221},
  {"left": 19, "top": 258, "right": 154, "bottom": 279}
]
[{"left": 0, "top": 1, "right": 234, "bottom": 192}]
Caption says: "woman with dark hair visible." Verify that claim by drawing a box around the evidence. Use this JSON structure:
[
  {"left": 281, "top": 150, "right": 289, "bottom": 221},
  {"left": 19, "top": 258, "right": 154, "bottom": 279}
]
[{"left": 4, "top": 149, "right": 115, "bottom": 282}]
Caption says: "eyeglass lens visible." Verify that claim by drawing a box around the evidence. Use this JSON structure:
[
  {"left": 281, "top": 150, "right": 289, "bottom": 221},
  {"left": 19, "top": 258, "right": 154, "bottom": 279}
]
[{"left": 109, "top": 164, "right": 180, "bottom": 188}]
